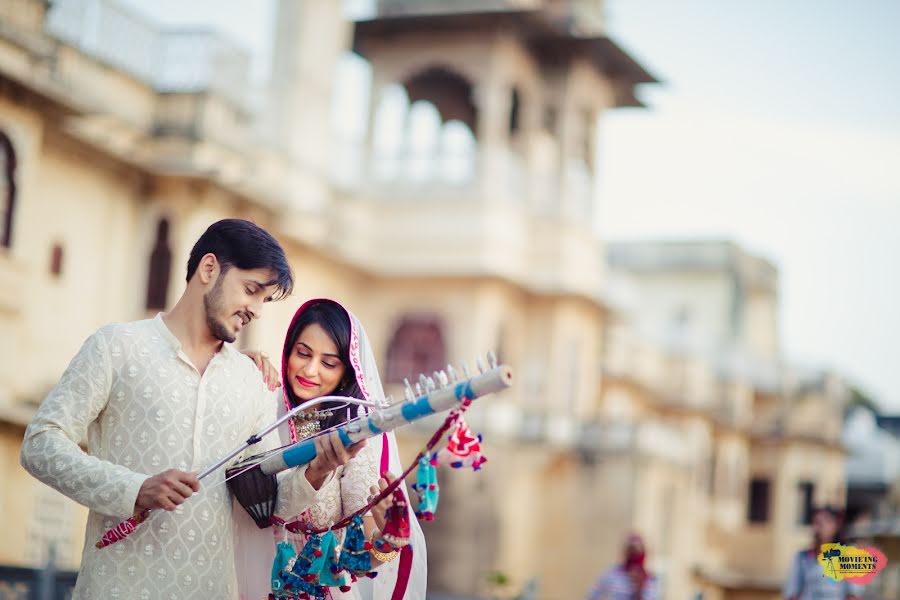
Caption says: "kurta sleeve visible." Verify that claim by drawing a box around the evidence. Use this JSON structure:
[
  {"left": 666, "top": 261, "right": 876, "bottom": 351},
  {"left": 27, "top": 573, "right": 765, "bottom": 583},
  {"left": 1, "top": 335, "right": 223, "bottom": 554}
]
[{"left": 19, "top": 329, "right": 149, "bottom": 518}]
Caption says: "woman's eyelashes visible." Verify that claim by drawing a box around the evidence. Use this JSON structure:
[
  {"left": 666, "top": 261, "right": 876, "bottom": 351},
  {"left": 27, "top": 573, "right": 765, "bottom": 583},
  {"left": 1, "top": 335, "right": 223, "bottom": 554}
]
[{"left": 295, "top": 348, "right": 339, "bottom": 369}]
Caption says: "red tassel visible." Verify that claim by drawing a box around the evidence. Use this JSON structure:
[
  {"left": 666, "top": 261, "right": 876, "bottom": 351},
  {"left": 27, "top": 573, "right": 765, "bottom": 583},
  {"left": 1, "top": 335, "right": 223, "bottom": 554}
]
[
  {"left": 340, "top": 585, "right": 351, "bottom": 592},
  {"left": 313, "top": 549, "right": 323, "bottom": 558},
  {"left": 429, "top": 484, "right": 436, "bottom": 490}
]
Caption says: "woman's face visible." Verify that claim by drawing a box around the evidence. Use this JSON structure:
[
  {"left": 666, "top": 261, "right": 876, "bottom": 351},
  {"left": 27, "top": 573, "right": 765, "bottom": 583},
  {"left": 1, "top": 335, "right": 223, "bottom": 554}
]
[{"left": 286, "top": 322, "right": 347, "bottom": 403}]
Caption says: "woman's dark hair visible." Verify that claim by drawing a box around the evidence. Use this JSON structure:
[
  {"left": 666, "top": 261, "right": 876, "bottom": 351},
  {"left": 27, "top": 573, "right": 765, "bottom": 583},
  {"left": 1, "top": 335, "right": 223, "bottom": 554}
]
[
  {"left": 813, "top": 505, "right": 849, "bottom": 544},
  {"left": 186, "top": 219, "right": 294, "bottom": 301},
  {"left": 283, "top": 300, "right": 362, "bottom": 431}
]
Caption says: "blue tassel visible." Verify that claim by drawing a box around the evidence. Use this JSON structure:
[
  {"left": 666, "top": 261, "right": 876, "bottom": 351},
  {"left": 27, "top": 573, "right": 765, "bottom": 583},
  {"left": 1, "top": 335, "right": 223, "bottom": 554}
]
[
  {"left": 338, "top": 514, "right": 373, "bottom": 575},
  {"left": 281, "top": 534, "right": 327, "bottom": 599},
  {"left": 413, "top": 454, "right": 439, "bottom": 520},
  {"left": 316, "top": 530, "right": 349, "bottom": 589},
  {"left": 270, "top": 541, "right": 297, "bottom": 598}
]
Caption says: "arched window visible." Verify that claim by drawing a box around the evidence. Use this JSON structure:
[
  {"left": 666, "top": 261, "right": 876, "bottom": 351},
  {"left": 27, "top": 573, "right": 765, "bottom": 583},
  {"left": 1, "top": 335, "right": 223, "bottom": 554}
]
[
  {"left": 0, "top": 131, "right": 17, "bottom": 249},
  {"left": 385, "top": 316, "right": 446, "bottom": 384},
  {"left": 145, "top": 218, "right": 172, "bottom": 310},
  {"left": 403, "top": 66, "right": 477, "bottom": 133}
]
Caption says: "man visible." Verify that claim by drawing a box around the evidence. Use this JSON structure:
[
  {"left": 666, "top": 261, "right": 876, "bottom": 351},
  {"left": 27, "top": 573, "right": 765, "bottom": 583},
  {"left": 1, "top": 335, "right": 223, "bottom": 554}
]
[
  {"left": 20, "top": 219, "right": 365, "bottom": 599},
  {"left": 586, "top": 533, "right": 659, "bottom": 600}
]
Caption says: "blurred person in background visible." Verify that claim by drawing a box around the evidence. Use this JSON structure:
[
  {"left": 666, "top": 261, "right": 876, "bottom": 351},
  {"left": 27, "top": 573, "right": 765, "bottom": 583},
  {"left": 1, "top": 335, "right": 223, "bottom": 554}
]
[
  {"left": 783, "top": 506, "right": 862, "bottom": 600},
  {"left": 586, "top": 532, "right": 659, "bottom": 600}
]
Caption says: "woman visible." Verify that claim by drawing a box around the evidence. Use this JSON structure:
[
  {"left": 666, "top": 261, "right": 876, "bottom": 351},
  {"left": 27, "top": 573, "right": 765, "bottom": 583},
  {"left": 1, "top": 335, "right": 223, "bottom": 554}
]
[
  {"left": 783, "top": 506, "right": 861, "bottom": 600},
  {"left": 234, "top": 299, "right": 427, "bottom": 600}
]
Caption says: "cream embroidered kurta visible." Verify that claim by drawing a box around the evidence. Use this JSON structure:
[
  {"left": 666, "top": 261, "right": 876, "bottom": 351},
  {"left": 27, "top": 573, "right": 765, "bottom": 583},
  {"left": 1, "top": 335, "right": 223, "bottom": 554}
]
[{"left": 20, "top": 315, "right": 322, "bottom": 600}]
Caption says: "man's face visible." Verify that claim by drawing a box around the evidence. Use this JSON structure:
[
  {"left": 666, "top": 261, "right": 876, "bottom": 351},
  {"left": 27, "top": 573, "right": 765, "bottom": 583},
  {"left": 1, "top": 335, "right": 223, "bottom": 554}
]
[
  {"left": 203, "top": 266, "right": 278, "bottom": 343},
  {"left": 625, "top": 534, "right": 645, "bottom": 558},
  {"left": 812, "top": 510, "right": 839, "bottom": 542}
]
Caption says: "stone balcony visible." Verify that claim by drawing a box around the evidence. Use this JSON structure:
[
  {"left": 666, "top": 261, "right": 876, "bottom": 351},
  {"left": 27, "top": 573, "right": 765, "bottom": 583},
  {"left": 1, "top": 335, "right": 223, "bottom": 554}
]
[{"left": 45, "top": 0, "right": 252, "bottom": 109}]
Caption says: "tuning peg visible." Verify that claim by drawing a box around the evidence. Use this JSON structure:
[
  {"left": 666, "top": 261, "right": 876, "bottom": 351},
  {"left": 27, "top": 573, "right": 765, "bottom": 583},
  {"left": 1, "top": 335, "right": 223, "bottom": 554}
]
[
  {"left": 425, "top": 376, "right": 436, "bottom": 392},
  {"left": 403, "top": 379, "right": 415, "bottom": 402},
  {"left": 415, "top": 382, "right": 423, "bottom": 396},
  {"left": 438, "top": 370, "right": 449, "bottom": 387},
  {"left": 446, "top": 364, "right": 458, "bottom": 382},
  {"left": 476, "top": 356, "right": 486, "bottom": 374},
  {"left": 487, "top": 351, "right": 498, "bottom": 369},
  {"left": 462, "top": 362, "right": 471, "bottom": 379},
  {"left": 385, "top": 395, "right": 395, "bottom": 406}
]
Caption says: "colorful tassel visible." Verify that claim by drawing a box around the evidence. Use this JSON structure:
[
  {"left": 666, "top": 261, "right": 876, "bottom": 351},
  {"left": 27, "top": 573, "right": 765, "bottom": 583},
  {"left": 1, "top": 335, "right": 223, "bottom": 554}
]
[
  {"left": 380, "top": 489, "right": 412, "bottom": 548},
  {"left": 281, "top": 534, "right": 327, "bottom": 599},
  {"left": 316, "top": 530, "right": 350, "bottom": 589},
  {"left": 270, "top": 540, "right": 298, "bottom": 598},
  {"left": 412, "top": 453, "right": 439, "bottom": 521},
  {"left": 436, "top": 416, "right": 487, "bottom": 470},
  {"left": 338, "top": 514, "right": 373, "bottom": 575}
]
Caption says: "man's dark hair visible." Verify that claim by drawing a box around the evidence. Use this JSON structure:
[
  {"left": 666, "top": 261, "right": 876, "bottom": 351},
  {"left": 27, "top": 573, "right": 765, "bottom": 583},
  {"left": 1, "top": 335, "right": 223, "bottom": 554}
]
[{"left": 186, "top": 219, "right": 294, "bottom": 300}]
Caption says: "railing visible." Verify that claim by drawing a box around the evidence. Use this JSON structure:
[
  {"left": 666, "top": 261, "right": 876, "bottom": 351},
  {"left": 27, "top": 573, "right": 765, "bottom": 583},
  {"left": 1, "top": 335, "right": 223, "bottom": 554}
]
[
  {"left": 366, "top": 146, "right": 478, "bottom": 192},
  {"left": 376, "top": 0, "right": 541, "bottom": 17},
  {"left": 45, "top": 0, "right": 251, "bottom": 107},
  {"left": 0, "top": 565, "right": 77, "bottom": 600}
]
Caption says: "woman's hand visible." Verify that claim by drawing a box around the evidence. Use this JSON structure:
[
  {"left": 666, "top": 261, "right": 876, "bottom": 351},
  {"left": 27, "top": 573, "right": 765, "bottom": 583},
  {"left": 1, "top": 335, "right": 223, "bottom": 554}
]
[
  {"left": 368, "top": 472, "right": 395, "bottom": 531},
  {"left": 242, "top": 349, "right": 280, "bottom": 392},
  {"left": 305, "top": 431, "right": 367, "bottom": 490}
]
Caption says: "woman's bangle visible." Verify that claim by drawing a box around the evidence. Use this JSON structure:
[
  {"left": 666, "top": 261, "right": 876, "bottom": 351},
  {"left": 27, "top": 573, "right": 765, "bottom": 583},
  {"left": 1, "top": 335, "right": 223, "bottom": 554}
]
[{"left": 369, "top": 530, "right": 399, "bottom": 563}]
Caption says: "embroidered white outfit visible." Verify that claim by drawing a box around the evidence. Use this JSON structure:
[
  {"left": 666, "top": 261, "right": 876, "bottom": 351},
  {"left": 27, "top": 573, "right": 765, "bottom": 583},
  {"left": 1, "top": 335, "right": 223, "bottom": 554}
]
[
  {"left": 20, "top": 314, "right": 321, "bottom": 600},
  {"left": 233, "top": 299, "right": 427, "bottom": 600}
]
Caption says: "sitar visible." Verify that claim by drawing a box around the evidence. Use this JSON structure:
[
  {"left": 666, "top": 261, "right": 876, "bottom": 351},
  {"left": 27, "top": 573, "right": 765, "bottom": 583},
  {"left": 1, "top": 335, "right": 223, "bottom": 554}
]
[{"left": 96, "top": 358, "right": 513, "bottom": 546}]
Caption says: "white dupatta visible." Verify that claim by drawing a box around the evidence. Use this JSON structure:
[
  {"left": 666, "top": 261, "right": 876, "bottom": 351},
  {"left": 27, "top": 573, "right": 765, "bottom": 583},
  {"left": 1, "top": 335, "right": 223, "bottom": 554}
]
[{"left": 233, "top": 299, "right": 427, "bottom": 600}]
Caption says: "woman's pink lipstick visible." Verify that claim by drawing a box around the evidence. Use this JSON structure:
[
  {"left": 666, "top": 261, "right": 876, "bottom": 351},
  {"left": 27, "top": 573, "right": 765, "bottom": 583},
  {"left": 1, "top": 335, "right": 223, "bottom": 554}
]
[{"left": 296, "top": 376, "right": 317, "bottom": 388}]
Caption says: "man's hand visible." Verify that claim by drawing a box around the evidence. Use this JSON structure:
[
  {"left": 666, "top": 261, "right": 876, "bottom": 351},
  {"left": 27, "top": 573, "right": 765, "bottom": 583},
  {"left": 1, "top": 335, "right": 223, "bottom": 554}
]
[
  {"left": 135, "top": 469, "right": 201, "bottom": 512},
  {"left": 242, "top": 349, "right": 280, "bottom": 392},
  {"left": 305, "top": 431, "right": 367, "bottom": 490}
]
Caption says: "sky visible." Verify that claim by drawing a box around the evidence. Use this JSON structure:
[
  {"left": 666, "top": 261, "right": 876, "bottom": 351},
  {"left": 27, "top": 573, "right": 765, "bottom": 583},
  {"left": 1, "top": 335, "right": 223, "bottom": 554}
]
[
  {"left": 117, "top": 0, "right": 900, "bottom": 411},
  {"left": 596, "top": 0, "right": 900, "bottom": 411}
]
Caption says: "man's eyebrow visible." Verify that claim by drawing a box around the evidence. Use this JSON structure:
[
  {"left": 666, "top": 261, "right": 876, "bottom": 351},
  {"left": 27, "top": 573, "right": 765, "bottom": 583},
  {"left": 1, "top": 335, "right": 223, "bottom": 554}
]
[{"left": 247, "top": 279, "right": 277, "bottom": 290}]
